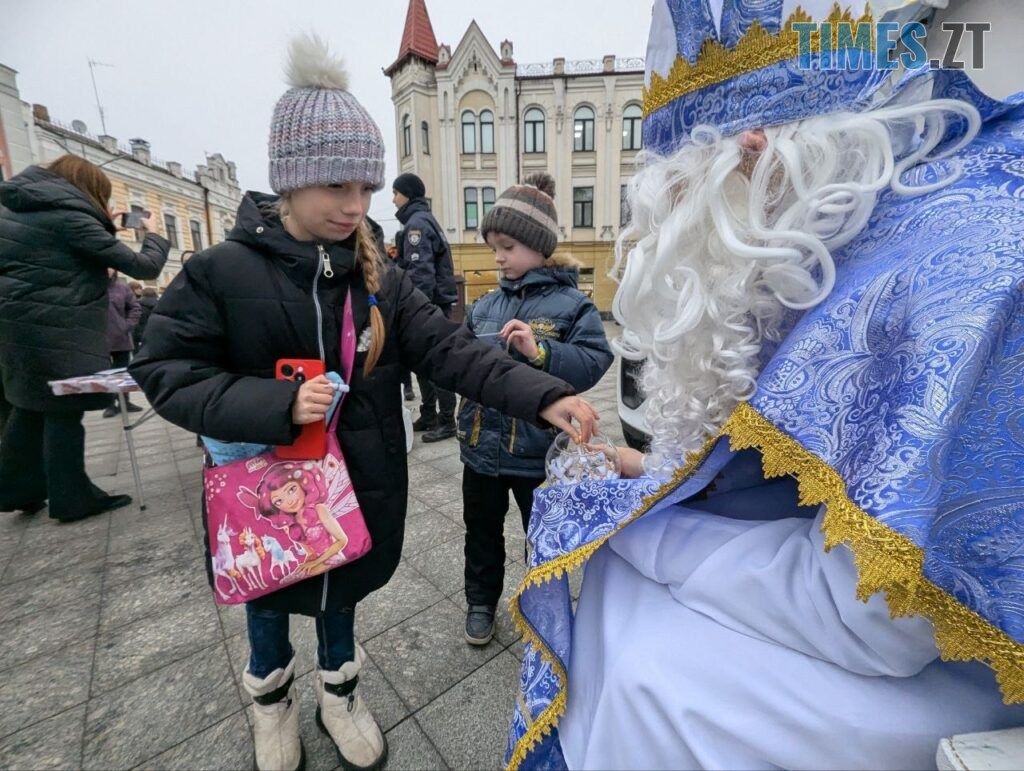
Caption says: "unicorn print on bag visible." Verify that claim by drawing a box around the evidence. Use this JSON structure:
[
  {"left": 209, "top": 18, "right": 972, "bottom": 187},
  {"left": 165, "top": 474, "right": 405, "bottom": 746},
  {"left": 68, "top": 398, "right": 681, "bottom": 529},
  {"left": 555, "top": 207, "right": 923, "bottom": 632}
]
[{"left": 238, "top": 459, "right": 356, "bottom": 577}]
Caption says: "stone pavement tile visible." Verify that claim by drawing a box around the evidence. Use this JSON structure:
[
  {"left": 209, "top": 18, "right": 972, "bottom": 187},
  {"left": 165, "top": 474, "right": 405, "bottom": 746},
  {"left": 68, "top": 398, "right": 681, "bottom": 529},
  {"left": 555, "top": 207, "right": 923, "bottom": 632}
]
[
  {"left": 401, "top": 511, "right": 463, "bottom": 559},
  {"left": 92, "top": 598, "right": 222, "bottom": 696},
  {"left": 404, "top": 535, "right": 465, "bottom": 598},
  {"left": 0, "top": 638, "right": 94, "bottom": 739},
  {"left": 107, "top": 512, "right": 195, "bottom": 557},
  {"left": 0, "top": 599, "right": 99, "bottom": 672},
  {"left": 0, "top": 512, "right": 33, "bottom": 540},
  {"left": 408, "top": 461, "right": 443, "bottom": 488},
  {"left": 22, "top": 512, "right": 109, "bottom": 541},
  {"left": 138, "top": 711, "right": 252, "bottom": 771},
  {"left": 99, "top": 568, "right": 210, "bottom": 633},
  {"left": 2, "top": 524, "right": 107, "bottom": 584},
  {"left": 217, "top": 602, "right": 247, "bottom": 637},
  {"left": 0, "top": 704, "right": 86, "bottom": 770},
  {"left": 407, "top": 439, "right": 461, "bottom": 464},
  {"left": 426, "top": 454, "right": 464, "bottom": 478},
  {"left": 411, "top": 479, "right": 462, "bottom": 508},
  {"left": 417, "top": 650, "right": 520, "bottom": 771},
  {"left": 365, "top": 601, "right": 503, "bottom": 711},
  {"left": 357, "top": 560, "right": 445, "bottom": 641},
  {"left": 104, "top": 548, "right": 206, "bottom": 590},
  {"left": 383, "top": 718, "right": 448, "bottom": 771},
  {"left": 83, "top": 645, "right": 239, "bottom": 770},
  {"left": 0, "top": 557, "right": 104, "bottom": 622},
  {"left": 493, "top": 559, "right": 528, "bottom": 648}
]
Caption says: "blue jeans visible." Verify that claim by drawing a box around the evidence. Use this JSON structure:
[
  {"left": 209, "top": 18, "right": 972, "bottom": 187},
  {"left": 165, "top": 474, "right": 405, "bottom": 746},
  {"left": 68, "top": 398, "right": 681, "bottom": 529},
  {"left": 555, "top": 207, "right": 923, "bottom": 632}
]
[{"left": 246, "top": 604, "right": 356, "bottom": 679}]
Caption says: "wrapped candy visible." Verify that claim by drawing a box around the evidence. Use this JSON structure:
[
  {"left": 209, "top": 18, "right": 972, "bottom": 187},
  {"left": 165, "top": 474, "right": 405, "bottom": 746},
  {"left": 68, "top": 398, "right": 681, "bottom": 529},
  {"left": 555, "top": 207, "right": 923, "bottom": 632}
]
[{"left": 545, "top": 431, "right": 621, "bottom": 486}]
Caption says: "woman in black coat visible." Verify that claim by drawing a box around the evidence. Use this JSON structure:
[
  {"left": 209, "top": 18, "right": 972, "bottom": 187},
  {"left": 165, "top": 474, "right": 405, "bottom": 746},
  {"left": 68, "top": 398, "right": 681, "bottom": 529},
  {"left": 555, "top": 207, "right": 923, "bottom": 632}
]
[
  {"left": 0, "top": 155, "right": 169, "bottom": 522},
  {"left": 128, "top": 34, "right": 596, "bottom": 771}
]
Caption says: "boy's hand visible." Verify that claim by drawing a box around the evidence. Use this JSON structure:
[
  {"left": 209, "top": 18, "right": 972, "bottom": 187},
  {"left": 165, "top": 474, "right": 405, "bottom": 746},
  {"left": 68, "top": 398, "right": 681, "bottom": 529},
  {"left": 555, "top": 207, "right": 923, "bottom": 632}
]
[
  {"left": 617, "top": 447, "right": 645, "bottom": 479},
  {"left": 501, "top": 320, "right": 540, "bottom": 360},
  {"left": 292, "top": 375, "right": 334, "bottom": 425}
]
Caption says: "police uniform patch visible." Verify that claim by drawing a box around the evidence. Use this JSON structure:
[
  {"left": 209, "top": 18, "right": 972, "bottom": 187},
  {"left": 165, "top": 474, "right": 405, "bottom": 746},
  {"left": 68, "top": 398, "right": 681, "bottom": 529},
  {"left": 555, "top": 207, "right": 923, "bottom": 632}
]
[
  {"left": 410, "top": 253, "right": 421, "bottom": 262},
  {"left": 408, "top": 229, "right": 422, "bottom": 246}
]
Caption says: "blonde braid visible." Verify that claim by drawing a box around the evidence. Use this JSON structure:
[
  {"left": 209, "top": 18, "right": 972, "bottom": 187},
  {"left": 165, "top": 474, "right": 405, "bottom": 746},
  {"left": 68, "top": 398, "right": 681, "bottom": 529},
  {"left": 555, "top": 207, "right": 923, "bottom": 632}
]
[{"left": 355, "top": 220, "right": 386, "bottom": 376}]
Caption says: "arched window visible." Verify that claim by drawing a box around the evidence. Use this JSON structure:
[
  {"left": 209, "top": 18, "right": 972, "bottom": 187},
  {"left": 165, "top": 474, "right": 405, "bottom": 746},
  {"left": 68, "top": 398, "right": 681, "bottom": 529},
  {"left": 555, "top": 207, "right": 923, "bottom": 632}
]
[
  {"left": 461, "top": 110, "right": 477, "bottom": 154},
  {"left": 524, "top": 108, "right": 545, "bottom": 153},
  {"left": 402, "top": 114, "right": 411, "bottom": 158},
  {"left": 622, "top": 104, "right": 642, "bottom": 150},
  {"left": 479, "top": 110, "right": 495, "bottom": 154},
  {"left": 421, "top": 121, "right": 430, "bottom": 155},
  {"left": 574, "top": 106, "right": 595, "bottom": 152}
]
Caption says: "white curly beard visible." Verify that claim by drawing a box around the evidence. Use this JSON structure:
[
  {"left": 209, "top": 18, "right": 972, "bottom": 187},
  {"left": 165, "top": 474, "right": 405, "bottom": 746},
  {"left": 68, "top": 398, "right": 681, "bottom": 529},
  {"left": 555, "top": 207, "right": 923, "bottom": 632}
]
[{"left": 612, "top": 96, "right": 982, "bottom": 478}]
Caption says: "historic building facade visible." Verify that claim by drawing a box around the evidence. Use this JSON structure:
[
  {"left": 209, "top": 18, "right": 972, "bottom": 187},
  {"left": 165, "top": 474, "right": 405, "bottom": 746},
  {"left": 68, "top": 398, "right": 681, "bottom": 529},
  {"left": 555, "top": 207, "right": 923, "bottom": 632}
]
[
  {"left": 0, "top": 63, "right": 242, "bottom": 290},
  {"left": 386, "top": 0, "right": 644, "bottom": 312}
]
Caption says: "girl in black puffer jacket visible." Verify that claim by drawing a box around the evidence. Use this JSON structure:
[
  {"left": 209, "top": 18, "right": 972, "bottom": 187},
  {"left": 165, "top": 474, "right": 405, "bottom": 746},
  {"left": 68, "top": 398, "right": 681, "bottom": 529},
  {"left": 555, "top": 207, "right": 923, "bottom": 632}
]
[{"left": 129, "top": 35, "right": 596, "bottom": 771}]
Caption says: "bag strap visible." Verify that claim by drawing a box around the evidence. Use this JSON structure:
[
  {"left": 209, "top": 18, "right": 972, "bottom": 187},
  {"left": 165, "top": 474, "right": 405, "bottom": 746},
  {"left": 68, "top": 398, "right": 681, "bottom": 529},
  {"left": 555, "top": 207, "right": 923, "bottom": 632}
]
[{"left": 329, "top": 290, "right": 357, "bottom": 433}]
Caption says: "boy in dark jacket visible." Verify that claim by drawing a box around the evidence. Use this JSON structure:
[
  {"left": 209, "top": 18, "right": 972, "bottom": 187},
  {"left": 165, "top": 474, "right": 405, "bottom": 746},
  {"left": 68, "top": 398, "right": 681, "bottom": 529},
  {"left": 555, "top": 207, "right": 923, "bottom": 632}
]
[
  {"left": 393, "top": 173, "right": 459, "bottom": 440},
  {"left": 459, "top": 173, "right": 613, "bottom": 645}
]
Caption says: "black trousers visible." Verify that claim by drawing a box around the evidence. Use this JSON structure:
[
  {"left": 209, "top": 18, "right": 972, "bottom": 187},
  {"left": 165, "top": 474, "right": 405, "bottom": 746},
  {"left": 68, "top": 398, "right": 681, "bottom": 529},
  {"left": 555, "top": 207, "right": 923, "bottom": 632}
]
[
  {"left": 0, "top": 407, "right": 105, "bottom": 520},
  {"left": 463, "top": 465, "right": 543, "bottom": 607},
  {"left": 417, "top": 304, "right": 455, "bottom": 423}
]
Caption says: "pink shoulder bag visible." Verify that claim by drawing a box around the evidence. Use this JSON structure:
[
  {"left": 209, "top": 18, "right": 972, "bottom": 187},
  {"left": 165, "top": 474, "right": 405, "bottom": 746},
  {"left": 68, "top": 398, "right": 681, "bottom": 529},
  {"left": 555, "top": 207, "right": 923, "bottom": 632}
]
[{"left": 202, "top": 291, "right": 372, "bottom": 605}]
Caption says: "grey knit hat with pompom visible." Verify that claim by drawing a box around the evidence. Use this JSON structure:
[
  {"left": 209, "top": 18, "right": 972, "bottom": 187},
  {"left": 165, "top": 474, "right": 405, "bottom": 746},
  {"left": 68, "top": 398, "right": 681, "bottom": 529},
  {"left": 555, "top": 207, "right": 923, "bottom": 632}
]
[
  {"left": 480, "top": 173, "right": 559, "bottom": 257},
  {"left": 269, "top": 33, "right": 386, "bottom": 194}
]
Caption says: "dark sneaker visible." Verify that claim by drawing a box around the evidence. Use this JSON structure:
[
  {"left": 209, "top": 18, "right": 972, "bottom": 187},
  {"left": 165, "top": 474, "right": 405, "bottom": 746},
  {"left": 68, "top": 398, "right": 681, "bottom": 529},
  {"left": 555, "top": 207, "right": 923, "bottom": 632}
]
[
  {"left": 125, "top": 402, "right": 143, "bottom": 413},
  {"left": 412, "top": 415, "right": 437, "bottom": 432},
  {"left": 0, "top": 500, "right": 46, "bottom": 515},
  {"left": 102, "top": 406, "right": 120, "bottom": 418},
  {"left": 465, "top": 605, "right": 496, "bottom": 645},
  {"left": 422, "top": 422, "right": 456, "bottom": 443},
  {"left": 404, "top": 385, "right": 416, "bottom": 402}
]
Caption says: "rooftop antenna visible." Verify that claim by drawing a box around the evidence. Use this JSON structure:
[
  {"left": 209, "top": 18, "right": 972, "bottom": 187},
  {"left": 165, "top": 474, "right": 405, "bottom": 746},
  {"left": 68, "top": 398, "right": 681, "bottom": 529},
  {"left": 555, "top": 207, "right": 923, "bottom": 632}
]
[{"left": 87, "top": 58, "right": 113, "bottom": 135}]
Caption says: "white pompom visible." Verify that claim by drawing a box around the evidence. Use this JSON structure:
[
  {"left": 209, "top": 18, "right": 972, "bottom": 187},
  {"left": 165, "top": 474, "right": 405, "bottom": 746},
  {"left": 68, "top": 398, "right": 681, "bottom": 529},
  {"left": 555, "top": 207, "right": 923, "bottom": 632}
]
[{"left": 285, "top": 32, "right": 349, "bottom": 90}]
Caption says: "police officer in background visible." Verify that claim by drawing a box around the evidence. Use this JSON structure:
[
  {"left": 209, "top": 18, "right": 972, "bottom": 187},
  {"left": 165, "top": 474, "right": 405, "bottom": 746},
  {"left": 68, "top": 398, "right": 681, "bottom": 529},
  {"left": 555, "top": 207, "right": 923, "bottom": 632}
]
[{"left": 393, "top": 173, "right": 459, "bottom": 442}]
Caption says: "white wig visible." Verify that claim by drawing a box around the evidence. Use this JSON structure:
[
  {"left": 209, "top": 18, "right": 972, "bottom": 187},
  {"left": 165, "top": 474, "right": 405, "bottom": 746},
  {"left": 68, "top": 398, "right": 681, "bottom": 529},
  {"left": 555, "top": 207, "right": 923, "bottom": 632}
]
[{"left": 613, "top": 95, "right": 981, "bottom": 477}]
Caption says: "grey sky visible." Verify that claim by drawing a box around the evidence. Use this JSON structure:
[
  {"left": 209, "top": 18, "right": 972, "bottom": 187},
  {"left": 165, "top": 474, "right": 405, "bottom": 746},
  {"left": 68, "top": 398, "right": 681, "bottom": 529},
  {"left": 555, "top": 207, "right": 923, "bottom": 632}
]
[{"left": 1, "top": 0, "right": 649, "bottom": 234}]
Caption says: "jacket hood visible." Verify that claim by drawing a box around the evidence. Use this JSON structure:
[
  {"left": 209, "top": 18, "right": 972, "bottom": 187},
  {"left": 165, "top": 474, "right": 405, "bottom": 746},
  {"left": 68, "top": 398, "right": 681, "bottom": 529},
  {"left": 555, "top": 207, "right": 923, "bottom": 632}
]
[
  {"left": 0, "top": 165, "right": 115, "bottom": 232},
  {"left": 499, "top": 252, "right": 581, "bottom": 293},
  {"left": 227, "top": 191, "right": 385, "bottom": 285},
  {"left": 395, "top": 197, "right": 430, "bottom": 226}
]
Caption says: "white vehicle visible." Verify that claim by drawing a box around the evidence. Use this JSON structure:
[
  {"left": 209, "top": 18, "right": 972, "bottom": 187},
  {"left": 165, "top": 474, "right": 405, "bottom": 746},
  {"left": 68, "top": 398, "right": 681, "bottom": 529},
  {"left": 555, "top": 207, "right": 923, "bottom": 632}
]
[{"left": 615, "top": 329, "right": 650, "bottom": 451}]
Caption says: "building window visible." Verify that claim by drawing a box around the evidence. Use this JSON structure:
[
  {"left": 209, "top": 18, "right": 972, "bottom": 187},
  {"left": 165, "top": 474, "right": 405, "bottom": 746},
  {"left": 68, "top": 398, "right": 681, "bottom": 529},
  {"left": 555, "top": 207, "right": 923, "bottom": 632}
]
[
  {"left": 480, "top": 110, "right": 495, "bottom": 154},
  {"left": 482, "top": 187, "right": 496, "bottom": 216},
  {"left": 421, "top": 121, "right": 430, "bottom": 155},
  {"left": 524, "top": 108, "right": 545, "bottom": 153},
  {"left": 620, "top": 184, "right": 631, "bottom": 227},
  {"left": 574, "top": 106, "right": 595, "bottom": 152},
  {"left": 465, "top": 188, "right": 479, "bottom": 229},
  {"left": 190, "top": 219, "right": 204, "bottom": 251},
  {"left": 402, "top": 114, "right": 411, "bottom": 158},
  {"left": 623, "top": 104, "right": 643, "bottom": 150},
  {"left": 163, "top": 213, "right": 179, "bottom": 249},
  {"left": 462, "top": 110, "right": 477, "bottom": 154},
  {"left": 130, "top": 203, "right": 146, "bottom": 241},
  {"left": 573, "top": 187, "right": 594, "bottom": 228}
]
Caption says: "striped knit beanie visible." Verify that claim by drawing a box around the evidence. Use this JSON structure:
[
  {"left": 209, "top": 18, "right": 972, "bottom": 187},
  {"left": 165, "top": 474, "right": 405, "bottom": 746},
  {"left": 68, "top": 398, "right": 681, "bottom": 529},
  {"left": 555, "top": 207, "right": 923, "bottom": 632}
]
[
  {"left": 480, "top": 173, "right": 559, "bottom": 258},
  {"left": 269, "top": 33, "right": 385, "bottom": 194}
]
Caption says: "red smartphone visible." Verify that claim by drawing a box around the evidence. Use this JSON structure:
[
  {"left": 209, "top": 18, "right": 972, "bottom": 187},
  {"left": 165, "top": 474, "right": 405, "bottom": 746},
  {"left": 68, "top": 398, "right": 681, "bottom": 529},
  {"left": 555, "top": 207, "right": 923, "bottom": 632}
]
[{"left": 276, "top": 358, "right": 327, "bottom": 459}]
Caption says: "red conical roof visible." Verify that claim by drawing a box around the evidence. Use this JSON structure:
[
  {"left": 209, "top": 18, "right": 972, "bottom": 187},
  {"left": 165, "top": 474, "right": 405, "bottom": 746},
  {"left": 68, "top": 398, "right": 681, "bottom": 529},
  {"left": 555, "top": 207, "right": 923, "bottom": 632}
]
[{"left": 384, "top": 0, "right": 439, "bottom": 76}]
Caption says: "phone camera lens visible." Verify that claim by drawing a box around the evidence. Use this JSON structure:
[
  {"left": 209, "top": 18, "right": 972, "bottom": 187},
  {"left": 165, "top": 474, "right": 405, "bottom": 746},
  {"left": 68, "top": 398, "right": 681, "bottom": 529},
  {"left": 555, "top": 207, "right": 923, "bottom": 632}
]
[
  {"left": 281, "top": 364, "right": 294, "bottom": 377},
  {"left": 295, "top": 373, "right": 306, "bottom": 383}
]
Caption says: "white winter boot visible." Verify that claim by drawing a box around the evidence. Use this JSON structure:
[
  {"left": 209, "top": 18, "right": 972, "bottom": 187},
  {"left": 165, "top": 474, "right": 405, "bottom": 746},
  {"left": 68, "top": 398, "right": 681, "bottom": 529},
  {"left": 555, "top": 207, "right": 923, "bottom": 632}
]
[
  {"left": 315, "top": 644, "right": 387, "bottom": 770},
  {"left": 242, "top": 656, "right": 305, "bottom": 771}
]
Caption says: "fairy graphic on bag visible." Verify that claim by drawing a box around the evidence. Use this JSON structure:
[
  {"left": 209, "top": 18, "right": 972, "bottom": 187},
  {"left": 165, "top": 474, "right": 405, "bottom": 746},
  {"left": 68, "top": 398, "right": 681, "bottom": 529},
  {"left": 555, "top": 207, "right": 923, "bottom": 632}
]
[{"left": 238, "top": 456, "right": 360, "bottom": 577}]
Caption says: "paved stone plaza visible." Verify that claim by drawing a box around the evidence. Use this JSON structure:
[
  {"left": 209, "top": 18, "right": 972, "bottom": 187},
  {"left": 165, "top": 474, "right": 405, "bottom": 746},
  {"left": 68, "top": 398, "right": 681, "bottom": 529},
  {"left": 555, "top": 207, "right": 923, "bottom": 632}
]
[{"left": 0, "top": 351, "right": 623, "bottom": 770}]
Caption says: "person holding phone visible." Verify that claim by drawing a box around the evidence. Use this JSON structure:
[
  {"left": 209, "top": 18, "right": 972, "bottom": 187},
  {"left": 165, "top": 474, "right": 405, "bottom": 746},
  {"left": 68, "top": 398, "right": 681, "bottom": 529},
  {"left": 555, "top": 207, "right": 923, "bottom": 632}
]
[
  {"left": 0, "top": 154, "right": 169, "bottom": 522},
  {"left": 129, "top": 33, "right": 597, "bottom": 771}
]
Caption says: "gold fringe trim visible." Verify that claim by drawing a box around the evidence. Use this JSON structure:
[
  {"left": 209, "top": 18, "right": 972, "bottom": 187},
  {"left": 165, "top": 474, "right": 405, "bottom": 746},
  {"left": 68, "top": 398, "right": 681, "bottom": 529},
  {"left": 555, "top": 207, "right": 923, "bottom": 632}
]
[
  {"left": 644, "top": 3, "right": 877, "bottom": 116},
  {"left": 723, "top": 402, "right": 1024, "bottom": 702},
  {"left": 506, "top": 400, "right": 1024, "bottom": 771}
]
